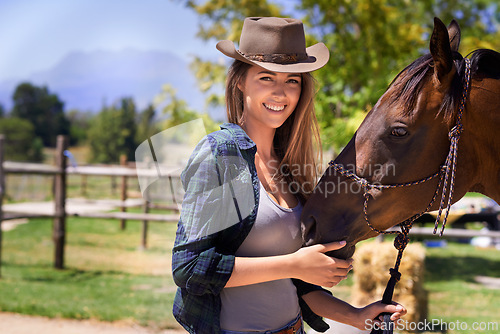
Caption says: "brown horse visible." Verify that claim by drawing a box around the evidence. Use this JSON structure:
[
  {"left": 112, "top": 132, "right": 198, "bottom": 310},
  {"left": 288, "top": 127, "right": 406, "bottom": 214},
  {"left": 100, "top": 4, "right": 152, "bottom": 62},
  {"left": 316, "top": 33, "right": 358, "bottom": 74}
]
[{"left": 302, "top": 18, "right": 500, "bottom": 260}]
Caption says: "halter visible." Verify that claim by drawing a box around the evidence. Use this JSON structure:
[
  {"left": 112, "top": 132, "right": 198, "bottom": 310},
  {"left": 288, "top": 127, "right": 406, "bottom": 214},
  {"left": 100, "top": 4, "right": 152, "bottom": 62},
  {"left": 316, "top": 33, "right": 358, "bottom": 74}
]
[{"left": 329, "top": 58, "right": 471, "bottom": 333}]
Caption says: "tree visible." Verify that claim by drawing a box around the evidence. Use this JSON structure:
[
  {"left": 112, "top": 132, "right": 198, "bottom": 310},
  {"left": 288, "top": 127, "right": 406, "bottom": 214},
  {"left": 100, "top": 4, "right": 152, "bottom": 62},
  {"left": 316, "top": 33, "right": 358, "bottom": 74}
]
[
  {"left": 88, "top": 97, "right": 138, "bottom": 163},
  {"left": 182, "top": 0, "right": 500, "bottom": 154},
  {"left": 298, "top": 0, "right": 500, "bottom": 154},
  {"left": 154, "top": 84, "right": 218, "bottom": 134},
  {"left": 66, "top": 109, "right": 93, "bottom": 146},
  {"left": 0, "top": 117, "right": 44, "bottom": 162},
  {"left": 135, "top": 104, "right": 160, "bottom": 144},
  {"left": 11, "top": 82, "right": 70, "bottom": 147}
]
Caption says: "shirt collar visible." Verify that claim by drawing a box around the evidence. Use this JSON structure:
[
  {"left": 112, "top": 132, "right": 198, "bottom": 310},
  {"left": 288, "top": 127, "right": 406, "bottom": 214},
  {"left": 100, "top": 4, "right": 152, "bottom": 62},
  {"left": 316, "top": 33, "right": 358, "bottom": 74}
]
[{"left": 220, "top": 122, "right": 256, "bottom": 150}]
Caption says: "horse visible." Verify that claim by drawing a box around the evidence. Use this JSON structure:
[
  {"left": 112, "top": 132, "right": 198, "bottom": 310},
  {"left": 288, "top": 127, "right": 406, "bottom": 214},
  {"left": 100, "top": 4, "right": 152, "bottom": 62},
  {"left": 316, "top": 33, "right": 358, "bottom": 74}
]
[{"left": 301, "top": 17, "right": 500, "bottom": 261}]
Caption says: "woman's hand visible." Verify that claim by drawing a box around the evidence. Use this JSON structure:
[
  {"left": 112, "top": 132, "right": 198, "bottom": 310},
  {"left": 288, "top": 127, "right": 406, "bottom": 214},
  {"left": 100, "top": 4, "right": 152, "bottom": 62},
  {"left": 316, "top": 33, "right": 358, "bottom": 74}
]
[
  {"left": 288, "top": 241, "right": 353, "bottom": 287},
  {"left": 351, "top": 301, "right": 407, "bottom": 330},
  {"left": 225, "top": 241, "right": 352, "bottom": 288}
]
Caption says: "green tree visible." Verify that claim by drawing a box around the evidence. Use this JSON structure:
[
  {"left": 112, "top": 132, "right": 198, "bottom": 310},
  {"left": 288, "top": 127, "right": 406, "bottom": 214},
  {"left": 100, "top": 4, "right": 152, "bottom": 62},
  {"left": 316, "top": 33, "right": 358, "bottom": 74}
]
[
  {"left": 88, "top": 97, "right": 138, "bottom": 163},
  {"left": 182, "top": 0, "right": 500, "bottom": 154},
  {"left": 154, "top": 84, "right": 218, "bottom": 134},
  {"left": 135, "top": 104, "right": 160, "bottom": 144},
  {"left": 67, "top": 109, "right": 93, "bottom": 146},
  {"left": 11, "top": 82, "right": 70, "bottom": 147},
  {"left": 0, "top": 117, "right": 44, "bottom": 162},
  {"left": 298, "top": 0, "right": 500, "bottom": 153}
]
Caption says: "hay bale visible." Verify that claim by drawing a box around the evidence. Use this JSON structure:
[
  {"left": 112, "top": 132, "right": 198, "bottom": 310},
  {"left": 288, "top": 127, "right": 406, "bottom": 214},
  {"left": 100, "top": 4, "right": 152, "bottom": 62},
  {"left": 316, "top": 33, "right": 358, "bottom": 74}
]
[{"left": 351, "top": 241, "right": 428, "bottom": 329}]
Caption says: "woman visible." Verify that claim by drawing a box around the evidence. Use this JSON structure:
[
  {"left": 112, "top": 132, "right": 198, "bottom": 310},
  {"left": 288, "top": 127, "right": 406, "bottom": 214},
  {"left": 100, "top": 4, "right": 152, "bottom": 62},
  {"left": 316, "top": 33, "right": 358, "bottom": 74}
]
[{"left": 172, "top": 17, "right": 406, "bottom": 334}]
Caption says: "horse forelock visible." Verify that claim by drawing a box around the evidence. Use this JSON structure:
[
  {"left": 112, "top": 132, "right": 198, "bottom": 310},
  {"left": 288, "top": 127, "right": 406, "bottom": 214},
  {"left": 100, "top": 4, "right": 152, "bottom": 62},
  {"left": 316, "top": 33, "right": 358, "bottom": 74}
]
[
  {"left": 387, "top": 52, "right": 468, "bottom": 127},
  {"left": 387, "top": 49, "right": 500, "bottom": 127}
]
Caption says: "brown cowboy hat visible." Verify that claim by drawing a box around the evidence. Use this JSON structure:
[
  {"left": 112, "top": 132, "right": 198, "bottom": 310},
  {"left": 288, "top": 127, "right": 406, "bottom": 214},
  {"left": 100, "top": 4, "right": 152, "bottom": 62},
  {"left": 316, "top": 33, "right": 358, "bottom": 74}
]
[{"left": 216, "top": 17, "right": 329, "bottom": 73}]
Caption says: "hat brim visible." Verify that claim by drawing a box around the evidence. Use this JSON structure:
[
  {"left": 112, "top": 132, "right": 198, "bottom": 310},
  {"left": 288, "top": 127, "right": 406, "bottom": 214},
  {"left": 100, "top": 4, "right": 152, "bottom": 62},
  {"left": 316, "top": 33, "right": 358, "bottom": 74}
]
[{"left": 216, "top": 40, "right": 329, "bottom": 73}]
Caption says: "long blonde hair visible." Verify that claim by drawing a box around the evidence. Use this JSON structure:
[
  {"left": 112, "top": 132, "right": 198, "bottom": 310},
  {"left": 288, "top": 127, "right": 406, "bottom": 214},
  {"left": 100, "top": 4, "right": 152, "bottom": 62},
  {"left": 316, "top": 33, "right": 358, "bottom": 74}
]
[{"left": 225, "top": 60, "right": 322, "bottom": 201}]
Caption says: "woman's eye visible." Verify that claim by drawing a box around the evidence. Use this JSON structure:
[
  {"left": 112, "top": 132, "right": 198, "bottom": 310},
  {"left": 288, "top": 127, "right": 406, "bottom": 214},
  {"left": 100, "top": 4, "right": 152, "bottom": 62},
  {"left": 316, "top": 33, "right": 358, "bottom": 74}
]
[
  {"left": 391, "top": 127, "right": 408, "bottom": 137},
  {"left": 260, "top": 76, "right": 272, "bottom": 81},
  {"left": 287, "top": 79, "right": 300, "bottom": 84}
]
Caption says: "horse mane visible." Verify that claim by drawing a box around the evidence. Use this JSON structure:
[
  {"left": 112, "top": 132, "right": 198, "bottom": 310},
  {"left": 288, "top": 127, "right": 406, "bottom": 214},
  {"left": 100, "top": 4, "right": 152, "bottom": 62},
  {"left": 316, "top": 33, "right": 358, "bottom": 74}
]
[
  {"left": 388, "top": 48, "right": 500, "bottom": 126},
  {"left": 469, "top": 48, "right": 500, "bottom": 79}
]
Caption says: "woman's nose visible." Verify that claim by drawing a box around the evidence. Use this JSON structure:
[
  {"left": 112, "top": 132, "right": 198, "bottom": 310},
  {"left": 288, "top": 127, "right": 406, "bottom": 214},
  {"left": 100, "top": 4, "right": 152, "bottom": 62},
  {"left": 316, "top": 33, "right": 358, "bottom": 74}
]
[{"left": 272, "top": 83, "right": 286, "bottom": 97}]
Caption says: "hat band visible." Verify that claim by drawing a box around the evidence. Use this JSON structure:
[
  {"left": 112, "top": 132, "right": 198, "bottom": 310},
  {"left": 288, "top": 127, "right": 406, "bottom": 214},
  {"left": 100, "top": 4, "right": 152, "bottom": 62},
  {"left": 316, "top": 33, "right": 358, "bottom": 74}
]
[{"left": 240, "top": 51, "right": 308, "bottom": 64}]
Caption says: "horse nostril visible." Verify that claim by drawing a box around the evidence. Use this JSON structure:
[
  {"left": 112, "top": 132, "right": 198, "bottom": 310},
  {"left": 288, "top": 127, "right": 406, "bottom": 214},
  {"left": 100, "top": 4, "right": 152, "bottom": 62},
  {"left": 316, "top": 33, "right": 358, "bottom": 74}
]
[{"left": 302, "top": 215, "right": 318, "bottom": 246}]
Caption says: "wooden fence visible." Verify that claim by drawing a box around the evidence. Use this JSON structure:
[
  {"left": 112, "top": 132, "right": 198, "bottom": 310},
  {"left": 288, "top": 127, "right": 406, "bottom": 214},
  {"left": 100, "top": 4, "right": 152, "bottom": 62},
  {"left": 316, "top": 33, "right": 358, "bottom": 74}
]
[
  {"left": 1, "top": 136, "right": 499, "bottom": 277},
  {"left": 0, "top": 135, "right": 181, "bottom": 276}
]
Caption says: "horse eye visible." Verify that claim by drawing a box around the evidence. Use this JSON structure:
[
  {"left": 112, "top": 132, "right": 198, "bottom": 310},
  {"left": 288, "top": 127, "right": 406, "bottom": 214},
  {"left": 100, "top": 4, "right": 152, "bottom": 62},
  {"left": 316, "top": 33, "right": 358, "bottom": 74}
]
[{"left": 391, "top": 127, "right": 408, "bottom": 137}]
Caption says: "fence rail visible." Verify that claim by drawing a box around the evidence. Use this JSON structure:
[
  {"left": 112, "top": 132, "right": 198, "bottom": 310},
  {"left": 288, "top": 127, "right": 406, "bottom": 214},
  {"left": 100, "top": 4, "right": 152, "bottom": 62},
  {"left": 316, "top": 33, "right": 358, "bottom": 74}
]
[
  {"left": 386, "top": 226, "right": 500, "bottom": 238},
  {"left": 0, "top": 135, "right": 180, "bottom": 276}
]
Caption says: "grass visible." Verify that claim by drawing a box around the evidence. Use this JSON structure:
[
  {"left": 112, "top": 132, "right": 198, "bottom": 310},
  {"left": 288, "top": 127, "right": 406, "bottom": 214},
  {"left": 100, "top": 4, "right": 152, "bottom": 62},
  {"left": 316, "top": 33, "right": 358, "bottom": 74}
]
[
  {"left": 1, "top": 215, "right": 499, "bottom": 333},
  {"left": 424, "top": 243, "right": 500, "bottom": 332},
  {"left": 0, "top": 216, "right": 181, "bottom": 330},
  {"left": 330, "top": 241, "right": 500, "bottom": 333}
]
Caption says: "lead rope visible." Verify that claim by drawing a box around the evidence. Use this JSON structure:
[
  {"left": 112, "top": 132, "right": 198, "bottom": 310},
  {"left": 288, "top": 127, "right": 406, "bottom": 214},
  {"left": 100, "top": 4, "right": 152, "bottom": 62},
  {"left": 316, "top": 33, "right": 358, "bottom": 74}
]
[{"left": 328, "top": 58, "right": 471, "bottom": 334}]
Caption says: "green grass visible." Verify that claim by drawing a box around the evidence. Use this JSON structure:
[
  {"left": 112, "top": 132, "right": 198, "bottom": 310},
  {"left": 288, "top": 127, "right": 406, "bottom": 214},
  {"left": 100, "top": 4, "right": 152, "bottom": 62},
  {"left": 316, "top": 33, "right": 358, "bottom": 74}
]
[
  {"left": 0, "top": 217, "right": 181, "bottom": 330},
  {"left": 330, "top": 241, "right": 500, "bottom": 333},
  {"left": 424, "top": 243, "right": 500, "bottom": 333}
]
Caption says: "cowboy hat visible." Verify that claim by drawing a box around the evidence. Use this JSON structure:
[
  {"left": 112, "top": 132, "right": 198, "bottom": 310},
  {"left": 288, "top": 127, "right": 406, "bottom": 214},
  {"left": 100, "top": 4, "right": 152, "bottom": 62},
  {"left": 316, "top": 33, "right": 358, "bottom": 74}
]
[{"left": 216, "top": 17, "right": 329, "bottom": 73}]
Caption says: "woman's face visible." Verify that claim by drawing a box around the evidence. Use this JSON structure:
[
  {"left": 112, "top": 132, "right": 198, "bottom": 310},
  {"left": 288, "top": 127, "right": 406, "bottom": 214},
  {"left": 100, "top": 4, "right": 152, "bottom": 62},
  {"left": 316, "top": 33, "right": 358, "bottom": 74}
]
[{"left": 238, "top": 65, "right": 302, "bottom": 130}]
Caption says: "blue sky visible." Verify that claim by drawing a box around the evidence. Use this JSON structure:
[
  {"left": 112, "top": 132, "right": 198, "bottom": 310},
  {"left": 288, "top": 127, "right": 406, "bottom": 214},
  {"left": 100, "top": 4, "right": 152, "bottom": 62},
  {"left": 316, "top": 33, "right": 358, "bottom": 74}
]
[{"left": 0, "top": 0, "right": 220, "bottom": 80}]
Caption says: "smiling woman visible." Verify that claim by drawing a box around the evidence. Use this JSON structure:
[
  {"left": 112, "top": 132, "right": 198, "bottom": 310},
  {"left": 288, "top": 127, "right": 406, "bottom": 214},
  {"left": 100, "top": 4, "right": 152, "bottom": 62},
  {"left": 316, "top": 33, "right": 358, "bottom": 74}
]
[{"left": 171, "top": 16, "right": 406, "bottom": 334}]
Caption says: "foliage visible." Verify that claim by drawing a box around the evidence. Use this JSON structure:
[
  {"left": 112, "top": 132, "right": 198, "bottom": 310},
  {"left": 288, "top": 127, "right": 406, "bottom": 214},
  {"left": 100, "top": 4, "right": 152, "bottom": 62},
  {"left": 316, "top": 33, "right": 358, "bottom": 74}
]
[
  {"left": 181, "top": 0, "right": 500, "bottom": 154},
  {"left": 299, "top": 0, "right": 500, "bottom": 153},
  {"left": 66, "top": 109, "right": 94, "bottom": 146},
  {"left": 0, "top": 117, "right": 44, "bottom": 162},
  {"left": 135, "top": 104, "right": 160, "bottom": 144},
  {"left": 154, "top": 84, "right": 219, "bottom": 135},
  {"left": 11, "top": 82, "right": 70, "bottom": 148},
  {"left": 87, "top": 98, "right": 138, "bottom": 163}
]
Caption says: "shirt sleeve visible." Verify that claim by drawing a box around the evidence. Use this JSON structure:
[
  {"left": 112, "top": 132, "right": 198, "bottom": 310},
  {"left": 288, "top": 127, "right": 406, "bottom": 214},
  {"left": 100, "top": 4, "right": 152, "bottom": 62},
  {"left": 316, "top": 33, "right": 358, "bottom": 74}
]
[
  {"left": 172, "top": 136, "right": 255, "bottom": 296},
  {"left": 292, "top": 279, "right": 332, "bottom": 332}
]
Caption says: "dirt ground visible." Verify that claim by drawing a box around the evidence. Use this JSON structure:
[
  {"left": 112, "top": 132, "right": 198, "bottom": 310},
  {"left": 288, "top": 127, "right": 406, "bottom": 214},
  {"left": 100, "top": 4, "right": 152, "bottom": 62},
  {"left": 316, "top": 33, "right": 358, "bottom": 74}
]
[{"left": 0, "top": 312, "right": 187, "bottom": 334}]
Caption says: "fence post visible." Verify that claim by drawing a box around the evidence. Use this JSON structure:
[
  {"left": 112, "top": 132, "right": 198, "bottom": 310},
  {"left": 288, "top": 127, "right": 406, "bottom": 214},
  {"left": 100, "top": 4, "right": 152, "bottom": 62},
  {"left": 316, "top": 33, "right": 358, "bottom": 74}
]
[
  {"left": 81, "top": 175, "right": 87, "bottom": 197},
  {"left": 141, "top": 200, "right": 149, "bottom": 249},
  {"left": 53, "top": 135, "right": 68, "bottom": 269},
  {"left": 0, "top": 135, "right": 4, "bottom": 278},
  {"left": 120, "top": 154, "right": 127, "bottom": 230}
]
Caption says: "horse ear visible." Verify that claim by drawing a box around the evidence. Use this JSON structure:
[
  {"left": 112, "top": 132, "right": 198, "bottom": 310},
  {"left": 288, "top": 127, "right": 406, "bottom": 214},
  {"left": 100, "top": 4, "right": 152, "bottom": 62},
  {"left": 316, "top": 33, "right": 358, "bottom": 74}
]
[
  {"left": 447, "top": 19, "right": 461, "bottom": 52},
  {"left": 430, "top": 17, "right": 455, "bottom": 85}
]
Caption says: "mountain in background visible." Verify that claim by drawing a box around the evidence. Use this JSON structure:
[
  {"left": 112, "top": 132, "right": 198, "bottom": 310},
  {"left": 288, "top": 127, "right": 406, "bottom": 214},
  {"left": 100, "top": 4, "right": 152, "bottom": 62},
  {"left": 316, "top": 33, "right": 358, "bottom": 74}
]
[{"left": 0, "top": 49, "right": 211, "bottom": 115}]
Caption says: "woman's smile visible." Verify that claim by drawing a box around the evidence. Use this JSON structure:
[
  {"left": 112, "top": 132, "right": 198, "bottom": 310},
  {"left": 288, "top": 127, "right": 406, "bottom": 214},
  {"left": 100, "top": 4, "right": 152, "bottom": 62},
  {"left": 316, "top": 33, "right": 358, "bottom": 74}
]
[{"left": 263, "top": 103, "right": 286, "bottom": 112}]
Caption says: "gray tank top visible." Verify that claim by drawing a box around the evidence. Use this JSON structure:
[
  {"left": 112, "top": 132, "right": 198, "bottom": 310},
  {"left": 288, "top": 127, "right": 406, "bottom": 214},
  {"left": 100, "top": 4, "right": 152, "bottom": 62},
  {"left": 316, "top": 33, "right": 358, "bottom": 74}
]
[{"left": 220, "top": 182, "right": 302, "bottom": 331}]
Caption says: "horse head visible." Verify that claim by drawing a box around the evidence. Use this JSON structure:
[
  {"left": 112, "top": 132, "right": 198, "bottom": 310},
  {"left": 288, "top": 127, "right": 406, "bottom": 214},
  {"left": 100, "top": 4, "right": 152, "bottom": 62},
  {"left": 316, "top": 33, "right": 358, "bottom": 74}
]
[{"left": 302, "top": 18, "right": 500, "bottom": 260}]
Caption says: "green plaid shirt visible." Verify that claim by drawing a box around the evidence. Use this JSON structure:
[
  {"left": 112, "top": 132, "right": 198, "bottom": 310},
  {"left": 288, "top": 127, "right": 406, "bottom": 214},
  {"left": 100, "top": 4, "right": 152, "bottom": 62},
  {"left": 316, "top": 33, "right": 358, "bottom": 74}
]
[{"left": 172, "top": 123, "right": 331, "bottom": 334}]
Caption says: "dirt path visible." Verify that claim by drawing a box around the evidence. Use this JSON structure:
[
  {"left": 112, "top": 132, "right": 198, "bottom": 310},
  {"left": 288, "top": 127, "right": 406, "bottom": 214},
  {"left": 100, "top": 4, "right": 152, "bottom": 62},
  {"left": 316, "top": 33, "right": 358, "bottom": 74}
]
[{"left": 0, "top": 312, "right": 187, "bottom": 334}]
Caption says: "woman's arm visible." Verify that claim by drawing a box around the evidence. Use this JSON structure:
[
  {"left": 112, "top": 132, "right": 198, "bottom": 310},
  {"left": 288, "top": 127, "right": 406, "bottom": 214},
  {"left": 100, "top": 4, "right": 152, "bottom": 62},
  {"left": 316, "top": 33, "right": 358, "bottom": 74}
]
[
  {"left": 225, "top": 241, "right": 352, "bottom": 288},
  {"left": 302, "top": 290, "right": 407, "bottom": 330}
]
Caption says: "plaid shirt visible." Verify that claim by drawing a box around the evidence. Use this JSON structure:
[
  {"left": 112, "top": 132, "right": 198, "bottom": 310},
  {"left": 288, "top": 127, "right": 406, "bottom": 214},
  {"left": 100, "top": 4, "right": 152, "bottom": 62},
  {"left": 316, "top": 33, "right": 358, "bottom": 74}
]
[{"left": 172, "top": 123, "right": 331, "bottom": 334}]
